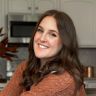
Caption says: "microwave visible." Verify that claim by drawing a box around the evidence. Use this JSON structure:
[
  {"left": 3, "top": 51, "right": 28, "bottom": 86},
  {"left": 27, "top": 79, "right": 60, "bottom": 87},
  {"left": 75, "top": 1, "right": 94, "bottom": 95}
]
[{"left": 7, "top": 13, "right": 39, "bottom": 43}]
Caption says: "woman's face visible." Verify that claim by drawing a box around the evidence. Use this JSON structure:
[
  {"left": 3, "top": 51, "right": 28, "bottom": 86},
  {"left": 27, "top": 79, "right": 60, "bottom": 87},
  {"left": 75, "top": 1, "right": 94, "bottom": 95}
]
[{"left": 33, "top": 16, "right": 62, "bottom": 60}]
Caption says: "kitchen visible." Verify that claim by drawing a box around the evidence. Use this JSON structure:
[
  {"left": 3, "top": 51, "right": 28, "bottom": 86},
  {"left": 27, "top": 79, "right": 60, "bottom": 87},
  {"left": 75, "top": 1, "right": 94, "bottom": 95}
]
[{"left": 0, "top": 0, "right": 96, "bottom": 96}]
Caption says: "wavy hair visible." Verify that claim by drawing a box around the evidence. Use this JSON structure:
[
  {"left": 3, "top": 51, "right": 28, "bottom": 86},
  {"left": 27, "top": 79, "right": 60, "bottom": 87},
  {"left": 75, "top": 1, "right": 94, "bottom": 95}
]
[{"left": 21, "top": 10, "right": 84, "bottom": 91}]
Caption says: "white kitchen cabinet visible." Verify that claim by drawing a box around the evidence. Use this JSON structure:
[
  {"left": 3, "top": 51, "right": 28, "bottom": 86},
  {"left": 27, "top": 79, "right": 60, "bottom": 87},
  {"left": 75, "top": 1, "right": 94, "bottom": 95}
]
[
  {"left": 0, "top": 0, "right": 8, "bottom": 27},
  {"left": 33, "top": 0, "right": 59, "bottom": 14},
  {"left": 8, "top": 0, "right": 59, "bottom": 14},
  {"left": 8, "top": 0, "right": 34, "bottom": 13},
  {"left": 0, "top": 0, "right": 8, "bottom": 37},
  {"left": 59, "top": 0, "right": 96, "bottom": 47}
]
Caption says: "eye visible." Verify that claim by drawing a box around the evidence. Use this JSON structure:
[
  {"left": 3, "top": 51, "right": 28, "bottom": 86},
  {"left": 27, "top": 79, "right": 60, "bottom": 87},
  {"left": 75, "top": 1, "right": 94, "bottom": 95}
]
[
  {"left": 37, "top": 27, "right": 43, "bottom": 33},
  {"left": 37, "top": 28, "right": 43, "bottom": 33},
  {"left": 50, "top": 33, "right": 57, "bottom": 37}
]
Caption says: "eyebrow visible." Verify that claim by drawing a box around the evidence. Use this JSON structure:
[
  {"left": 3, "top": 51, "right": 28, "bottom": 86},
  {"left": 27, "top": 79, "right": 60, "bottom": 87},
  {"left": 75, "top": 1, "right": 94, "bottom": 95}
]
[{"left": 38, "top": 25, "right": 59, "bottom": 34}]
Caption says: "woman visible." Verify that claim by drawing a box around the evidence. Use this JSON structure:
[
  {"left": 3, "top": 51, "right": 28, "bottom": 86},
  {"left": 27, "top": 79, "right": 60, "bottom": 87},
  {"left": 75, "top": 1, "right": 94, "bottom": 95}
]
[{"left": 0, "top": 10, "right": 86, "bottom": 96}]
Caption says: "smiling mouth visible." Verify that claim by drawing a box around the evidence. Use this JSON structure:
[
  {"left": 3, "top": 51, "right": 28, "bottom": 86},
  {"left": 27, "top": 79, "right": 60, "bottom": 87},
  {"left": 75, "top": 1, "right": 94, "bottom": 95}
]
[{"left": 38, "top": 44, "right": 49, "bottom": 49}]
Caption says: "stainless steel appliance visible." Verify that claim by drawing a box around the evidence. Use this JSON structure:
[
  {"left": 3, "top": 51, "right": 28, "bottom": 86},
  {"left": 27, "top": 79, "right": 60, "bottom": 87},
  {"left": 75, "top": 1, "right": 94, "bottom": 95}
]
[{"left": 7, "top": 13, "right": 39, "bottom": 43}]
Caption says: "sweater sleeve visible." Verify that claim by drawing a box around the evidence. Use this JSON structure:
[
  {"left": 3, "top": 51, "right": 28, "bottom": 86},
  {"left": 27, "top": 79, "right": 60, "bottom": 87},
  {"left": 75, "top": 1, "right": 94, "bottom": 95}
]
[
  {"left": 0, "top": 60, "right": 27, "bottom": 96},
  {"left": 20, "top": 72, "right": 79, "bottom": 96}
]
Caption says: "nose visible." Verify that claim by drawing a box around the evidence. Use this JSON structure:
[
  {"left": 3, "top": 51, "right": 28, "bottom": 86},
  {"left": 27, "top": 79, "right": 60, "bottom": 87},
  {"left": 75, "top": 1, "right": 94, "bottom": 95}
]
[{"left": 40, "top": 33, "right": 47, "bottom": 42}]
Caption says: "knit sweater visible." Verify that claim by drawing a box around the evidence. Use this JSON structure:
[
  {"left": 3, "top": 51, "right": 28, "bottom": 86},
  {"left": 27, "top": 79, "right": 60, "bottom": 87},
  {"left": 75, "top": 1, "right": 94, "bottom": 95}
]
[{"left": 0, "top": 61, "right": 86, "bottom": 96}]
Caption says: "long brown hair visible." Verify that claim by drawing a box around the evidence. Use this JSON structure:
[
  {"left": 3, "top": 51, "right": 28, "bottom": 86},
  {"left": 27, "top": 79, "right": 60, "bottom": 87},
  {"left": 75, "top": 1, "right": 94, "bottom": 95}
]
[{"left": 21, "top": 10, "right": 84, "bottom": 91}]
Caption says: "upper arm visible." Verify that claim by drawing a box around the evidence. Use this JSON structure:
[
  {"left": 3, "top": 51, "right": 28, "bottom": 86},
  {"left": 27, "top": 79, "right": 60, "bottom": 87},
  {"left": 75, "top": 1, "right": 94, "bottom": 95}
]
[{"left": 0, "top": 61, "right": 27, "bottom": 96}]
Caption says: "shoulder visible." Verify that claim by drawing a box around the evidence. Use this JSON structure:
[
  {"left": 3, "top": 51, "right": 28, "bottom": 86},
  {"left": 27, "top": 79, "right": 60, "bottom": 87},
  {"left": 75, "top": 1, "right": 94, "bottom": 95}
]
[
  {"left": 29, "top": 71, "right": 76, "bottom": 96},
  {"left": 44, "top": 71, "right": 75, "bottom": 84},
  {"left": 47, "top": 71, "right": 75, "bottom": 87},
  {"left": 14, "top": 60, "right": 27, "bottom": 75},
  {"left": 16, "top": 60, "right": 27, "bottom": 69},
  {"left": 33, "top": 71, "right": 75, "bottom": 90}
]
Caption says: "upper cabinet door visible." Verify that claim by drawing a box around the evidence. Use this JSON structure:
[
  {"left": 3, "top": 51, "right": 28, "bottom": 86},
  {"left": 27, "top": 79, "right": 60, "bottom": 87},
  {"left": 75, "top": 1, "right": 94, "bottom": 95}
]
[
  {"left": 59, "top": 0, "right": 96, "bottom": 47},
  {"left": 8, "top": 0, "right": 33, "bottom": 13},
  {"left": 33, "top": 0, "right": 58, "bottom": 14},
  {"left": 0, "top": 0, "right": 8, "bottom": 32}
]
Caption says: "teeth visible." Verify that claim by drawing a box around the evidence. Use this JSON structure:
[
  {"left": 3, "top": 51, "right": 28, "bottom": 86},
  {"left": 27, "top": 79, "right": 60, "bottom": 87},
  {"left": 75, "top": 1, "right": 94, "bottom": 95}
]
[{"left": 39, "top": 44, "right": 48, "bottom": 49}]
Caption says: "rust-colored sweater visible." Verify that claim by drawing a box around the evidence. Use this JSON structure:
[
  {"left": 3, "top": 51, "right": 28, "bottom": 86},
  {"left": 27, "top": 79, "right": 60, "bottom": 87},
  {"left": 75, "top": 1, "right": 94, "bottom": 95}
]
[{"left": 0, "top": 61, "right": 86, "bottom": 96}]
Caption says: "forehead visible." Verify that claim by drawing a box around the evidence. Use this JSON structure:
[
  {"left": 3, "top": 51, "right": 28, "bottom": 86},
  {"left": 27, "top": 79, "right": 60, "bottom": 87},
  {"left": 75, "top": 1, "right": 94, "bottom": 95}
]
[
  {"left": 39, "top": 16, "right": 59, "bottom": 32},
  {"left": 40, "top": 16, "right": 57, "bottom": 26}
]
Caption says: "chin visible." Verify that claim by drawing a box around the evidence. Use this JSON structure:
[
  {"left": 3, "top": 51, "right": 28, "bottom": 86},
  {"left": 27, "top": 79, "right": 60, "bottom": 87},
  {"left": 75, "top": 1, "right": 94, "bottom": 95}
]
[
  {"left": 36, "top": 56, "right": 47, "bottom": 59},
  {"left": 35, "top": 54, "right": 50, "bottom": 59},
  {"left": 35, "top": 54, "right": 45, "bottom": 58}
]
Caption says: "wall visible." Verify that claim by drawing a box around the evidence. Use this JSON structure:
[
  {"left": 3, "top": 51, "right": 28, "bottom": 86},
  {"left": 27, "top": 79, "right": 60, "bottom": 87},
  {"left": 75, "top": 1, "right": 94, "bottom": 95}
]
[{"left": 79, "top": 48, "right": 96, "bottom": 77}]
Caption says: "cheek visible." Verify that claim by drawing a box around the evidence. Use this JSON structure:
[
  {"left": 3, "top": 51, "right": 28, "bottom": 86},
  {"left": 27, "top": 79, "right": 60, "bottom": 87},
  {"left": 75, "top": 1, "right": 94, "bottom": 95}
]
[
  {"left": 51, "top": 39, "right": 62, "bottom": 49},
  {"left": 34, "top": 33, "right": 40, "bottom": 41}
]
